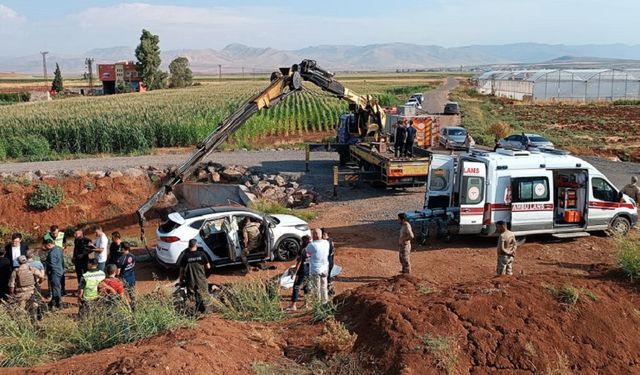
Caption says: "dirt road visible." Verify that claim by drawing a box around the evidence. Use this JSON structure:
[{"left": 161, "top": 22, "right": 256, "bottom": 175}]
[{"left": 423, "top": 75, "right": 458, "bottom": 114}]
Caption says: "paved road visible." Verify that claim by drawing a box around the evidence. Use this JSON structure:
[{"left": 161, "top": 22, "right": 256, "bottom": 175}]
[{"left": 423, "top": 76, "right": 458, "bottom": 114}]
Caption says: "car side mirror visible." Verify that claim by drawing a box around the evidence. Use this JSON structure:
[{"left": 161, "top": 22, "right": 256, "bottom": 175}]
[{"left": 269, "top": 222, "right": 276, "bottom": 228}]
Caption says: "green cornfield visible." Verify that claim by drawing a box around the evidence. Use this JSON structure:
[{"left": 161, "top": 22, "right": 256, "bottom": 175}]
[{"left": 0, "top": 78, "right": 435, "bottom": 159}]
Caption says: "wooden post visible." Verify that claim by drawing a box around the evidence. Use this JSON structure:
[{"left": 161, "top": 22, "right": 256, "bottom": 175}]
[
  {"left": 333, "top": 166, "right": 339, "bottom": 198},
  {"left": 305, "top": 146, "right": 310, "bottom": 172}
]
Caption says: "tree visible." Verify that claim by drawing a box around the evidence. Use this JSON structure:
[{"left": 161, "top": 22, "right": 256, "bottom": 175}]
[
  {"left": 51, "top": 63, "right": 64, "bottom": 93},
  {"left": 168, "top": 57, "right": 193, "bottom": 88},
  {"left": 135, "top": 29, "right": 166, "bottom": 90}
]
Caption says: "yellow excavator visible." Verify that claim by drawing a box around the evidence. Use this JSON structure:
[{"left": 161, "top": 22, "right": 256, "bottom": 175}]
[{"left": 136, "top": 60, "right": 430, "bottom": 244}]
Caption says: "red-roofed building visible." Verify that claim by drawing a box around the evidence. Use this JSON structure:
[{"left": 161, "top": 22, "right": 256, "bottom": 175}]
[{"left": 98, "top": 61, "right": 145, "bottom": 94}]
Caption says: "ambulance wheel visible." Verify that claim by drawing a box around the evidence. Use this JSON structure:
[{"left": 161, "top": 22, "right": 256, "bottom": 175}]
[
  {"left": 515, "top": 236, "right": 527, "bottom": 246},
  {"left": 608, "top": 216, "right": 631, "bottom": 237}
]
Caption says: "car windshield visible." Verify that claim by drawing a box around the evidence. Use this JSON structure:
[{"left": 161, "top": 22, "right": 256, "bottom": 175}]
[
  {"left": 448, "top": 128, "right": 466, "bottom": 136},
  {"left": 159, "top": 218, "right": 180, "bottom": 233},
  {"left": 528, "top": 135, "right": 548, "bottom": 142}
]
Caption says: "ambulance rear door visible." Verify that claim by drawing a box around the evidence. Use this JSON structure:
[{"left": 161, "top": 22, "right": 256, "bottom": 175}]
[{"left": 458, "top": 160, "right": 486, "bottom": 234}]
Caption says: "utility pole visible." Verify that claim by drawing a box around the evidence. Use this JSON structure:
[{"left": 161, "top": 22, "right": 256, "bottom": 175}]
[
  {"left": 85, "top": 58, "right": 95, "bottom": 95},
  {"left": 40, "top": 51, "right": 49, "bottom": 88},
  {"left": 218, "top": 64, "right": 222, "bottom": 81}
]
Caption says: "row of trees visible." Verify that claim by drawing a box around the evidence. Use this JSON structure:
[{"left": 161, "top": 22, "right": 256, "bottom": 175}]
[{"left": 135, "top": 29, "right": 193, "bottom": 90}]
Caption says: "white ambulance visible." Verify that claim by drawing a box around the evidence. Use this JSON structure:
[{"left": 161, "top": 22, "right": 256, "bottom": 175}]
[{"left": 406, "top": 148, "right": 637, "bottom": 240}]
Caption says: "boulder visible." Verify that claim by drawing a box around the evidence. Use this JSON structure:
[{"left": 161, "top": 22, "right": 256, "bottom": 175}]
[
  {"left": 70, "top": 169, "right": 89, "bottom": 178},
  {"left": 286, "top": 181, "right": 299, "bottom": 189},
  {"left": 89, "top": 171, "right": 106, "bottom": 179},
  {"left": 250, "top": 175, "right": 261, "bottom": 185},
  {"left": 34, "top": 170, "right": 46, "bottom": 177},
  {"left": 210, "top": 172, "right": 221, "bottom": 183},
  {"left": 256, "top": 180, "right": 272, "bottom": 192},
  {"left": 261, "top": 187, "right": 277, "bottom": 199},
  {"left": 107, "top": 170, "right": 123, "bottom": 178},
  {"left": 221, "top": 167, "right": 244, "bottom": 181},
  {"left": 285, "top": 187, "right": 296, "bottom": 196},
  {"left": 274, "top": 175, "right": 286, "bottom": 187},
  {"left": 286, "top": 195, "right": 295, "bottom": 207},
  {"left": 123, "top": 168, "right": 146, "bottom": 178},
  {"left": 196, "top": 169, "right": 208, "bottom": 181}
]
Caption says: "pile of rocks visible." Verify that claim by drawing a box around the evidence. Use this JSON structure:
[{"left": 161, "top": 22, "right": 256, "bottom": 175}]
[{"left": 190, "top": 162, "right": 318, "bottom": 208}]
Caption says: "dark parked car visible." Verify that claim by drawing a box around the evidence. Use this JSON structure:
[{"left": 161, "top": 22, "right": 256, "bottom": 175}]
[
  {"left": 498, "top": 133, "right": 554, "bottom": 150},
  {"left": 443, "top": 101, "right": 460, "bottom": 115}
]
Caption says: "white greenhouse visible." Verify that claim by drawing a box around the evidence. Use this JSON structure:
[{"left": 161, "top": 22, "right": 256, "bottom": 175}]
[{"left": 475, "top": 69, "right": 640, "bottom": 102}]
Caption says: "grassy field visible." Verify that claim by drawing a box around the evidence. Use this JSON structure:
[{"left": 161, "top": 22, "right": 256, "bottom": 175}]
[
  {"left": 0, "top": 76, "right": 438, "bottom": 161},
  {"left": 450, "top": 82, "right": 640, "bottom": 161}
]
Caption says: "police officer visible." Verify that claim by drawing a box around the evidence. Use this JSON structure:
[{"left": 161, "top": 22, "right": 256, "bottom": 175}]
[
  {"left": 404, "top": 121, "right": 417, "bottom": 158},
  {"left": 622, "top": 176, "right": 640, "bottom": 204},
  {"left": 241, "top": 217, "right": 262, "bottom": 273},
  {"left": 178, "top": 239, "right": 211, "bottom": 313},
  {"left": 394, "top": 120, "right": 406, "bottom": 158},
  {"left": 78, "top": 259, "right": 106, "bottom": 315},
  {"left": 495, "top": 221, "right": 517, "bottom": 276},
  {"left": 43, "top": 239, "right": 64, "bottom": 309},
  {"left": 8, "top": 255, "right": 43, "bottom": 309}
]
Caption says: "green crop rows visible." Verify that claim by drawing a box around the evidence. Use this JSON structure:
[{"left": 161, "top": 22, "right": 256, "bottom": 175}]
[{"left": 0, "top": 78, "right": 434, "bottom": 160}]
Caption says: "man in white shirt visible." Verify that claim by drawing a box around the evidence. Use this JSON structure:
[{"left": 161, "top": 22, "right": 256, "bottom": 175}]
[
  {"left": 306, "top": 228, "right": 330, "bottom": 304},
  {"left": 94, "top": 226, "right": 109, "bottom": 272}
]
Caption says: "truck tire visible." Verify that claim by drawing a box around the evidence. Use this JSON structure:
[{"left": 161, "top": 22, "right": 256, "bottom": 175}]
[{"left": 607, "top": 216, "right": 631, "bottom": 237}]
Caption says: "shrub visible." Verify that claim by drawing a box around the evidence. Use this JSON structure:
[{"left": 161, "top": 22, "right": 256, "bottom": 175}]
[
  {"left": 0, "top": 141, "right": 6, "bottom": 161},
  {"left": 253, "top": 199, "right": 316, "bottom": 221},
  {"left": 28, "top": 184, "right": 65, "bottom": 210},
  {"left": 316, "top": 317, "right": 357, "bottom": 357},
  {"left": 0, "top": 92, "right": 30, "bottom": 103},
  {"left": 212, "top": 279, "right": 284, "bottom": 321},
  {"left": 4, "top": 135, "right": 51, "bottom": 160},
  {"left": 311, "top": 296, "right": 338, "bottom": 323},
  {"left": 616, "top": 237, "right": 640, "bottom": 281},
  {"left": 489, "top": 121, "right": 512, "bottom": 139},
  {"left": 420, "top": 334, "right": 459, "bottom": 373}
]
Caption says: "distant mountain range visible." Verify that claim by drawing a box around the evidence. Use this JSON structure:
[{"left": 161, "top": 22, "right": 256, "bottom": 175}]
[{"left": 2, "top": 42, "right": 640, "bottom": 75}]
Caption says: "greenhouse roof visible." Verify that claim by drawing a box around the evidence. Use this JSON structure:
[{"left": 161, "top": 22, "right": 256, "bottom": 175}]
[{"left": 477, "top": 69, "right": 640, "bottom": 82}]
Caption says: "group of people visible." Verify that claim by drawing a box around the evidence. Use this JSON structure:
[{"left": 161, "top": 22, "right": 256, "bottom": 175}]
[
  {"left": 0, "top": 225, "right": 137, "bottom": 314},
  {"left": 393, "top": 120, "right": 417, "bottom": 158},
  {"left": 287, "top": 228, "right": 335, "bottom": 311},
  {"left": 397, "top": 214, "right": 518, "bottom": 277}
]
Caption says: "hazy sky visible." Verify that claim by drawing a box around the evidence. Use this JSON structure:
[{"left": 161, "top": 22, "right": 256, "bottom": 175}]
[{"left": 1, "top": 0, "right": 638, "bottom": 56}]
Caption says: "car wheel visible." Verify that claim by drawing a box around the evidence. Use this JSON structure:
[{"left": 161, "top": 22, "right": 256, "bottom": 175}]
[
  {"left": 607, "top": 216, "right": 630, "bottom": 237},
  {"left": 275, "top": 237, "right": 300, "bottom": 261}
]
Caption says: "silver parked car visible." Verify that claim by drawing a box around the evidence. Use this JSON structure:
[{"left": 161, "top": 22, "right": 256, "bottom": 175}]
[
  {"left": 439, "top": 127, "right": 468, "bottom": 149},
  {"left": 498, "top": 133, "right": 554, "bottom": 150}
]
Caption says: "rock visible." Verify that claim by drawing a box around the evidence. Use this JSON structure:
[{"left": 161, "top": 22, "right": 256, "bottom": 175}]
[
  {"left": 250, "top": 175, "right": 261, "bottom": 185},
  {"left": 79, "top": 188, "right": 89, "bottom": 195},
  {"left": 286, "top": 181, "right": 299, "bottom": 189},
  {"left": 244, "top": 181, "right": 253, "bottom": 188},
  {"left": 123, "top": 168, "right": 146, "bottom": 178},
  {"left": 286, "top": 195, "right": 295, "bottom": 207},
  {"left": 244, "top": 192, "right": 258, "bottom": 204},
  {"left": 285, "top": 187, "right": 296, "bottom": 195},
  {"left": 210, "top": 172, "right": 221, "bottom": 183},
  {"left": 107, "top": 170, "right": 123, "bottom": 178},
  {"left": 89, "top": 171, "right": 106, "bottom": 179},
  {"left": 256, "top": 180, "right": 272, "bottom": 192},
  {"left": 221, "top": 167, "right": 244, "bottom": 181},
  {"left": 266, "top": 174, "right": 277, "bottom": 182},
  {"left": 261, "top": 187, "right": 277, "bottom": 199},
  {"left": 71, "top": 169, "right": 89, "bottom": 178},
  {"left": 207, "top": 162, "right": 224, "bottom": 171},
  {"left": 34, "top": 170, "right": 46, "bottom": 177},
  {"left": 196, "top": 169, "right": 208, "bottom": 181},
  {"left": 274, "top": 175, "right": 286, "bottom": 187}
]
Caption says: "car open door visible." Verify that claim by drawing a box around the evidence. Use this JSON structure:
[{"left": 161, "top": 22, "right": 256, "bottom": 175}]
[
  {"left": 262, "top": 217, "right": 274, "bottom": 260},
  {"left": 509, "top": 171, "right": 554, "bottom": 233},
  {"left": 459, "top": 161, "right": 486, "bottom": 234},
  {"left": 222, "top": 217, "right": 238, "bottom": 262}
]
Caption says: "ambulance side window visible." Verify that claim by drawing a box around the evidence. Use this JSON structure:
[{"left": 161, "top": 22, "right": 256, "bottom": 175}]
[
  {"left": 512, "top": 177, "right": 549, "bottom": 202},
  {"left": 592, "top": 177, "right": 617, "bottom": 202},
  {"left": 461, "top": 176, "right": 484, "bottom": 205}
]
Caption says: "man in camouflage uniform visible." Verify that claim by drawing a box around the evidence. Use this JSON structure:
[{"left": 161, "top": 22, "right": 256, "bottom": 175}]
[
  {"left": 398, "top": 213, "right": 414, "bottom": 274},
  {"left": 622, "top": 176, "right": 640, "bottom": 204},
  {"left": 8, "top": 256, "right": 43, "bottom": 309},
  {"left": 241, "top": 217, "right": 262, "bottom": 273},
  {"left": 496, "top": 221, "right": 517, "bottom": 276}
]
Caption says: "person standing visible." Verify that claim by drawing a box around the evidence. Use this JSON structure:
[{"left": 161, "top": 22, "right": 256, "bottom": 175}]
[
  {"left": 73, "top": 230, "right": 92, "bottom": 284},
  {"left": 322, "top": 229, "right": 336, "bottom": 296},
  {"left": 8, "top": 255, "right": 42, "bottom": 309},
  {"left": 178, "top": 239, "right": 211, "bottom": 313},
  {"left": 287, "top": 235, "right": 311, "bottom": 311},
  {"left": 115, "top": 242, "right": 136, "bottom": 294},
  {"left": 464, "top": 132, "right": 476, "bottom": 152},
  {"left": 45, "top": 225, "right": 67, "bottom": 296},
  {"left": 78, "top": 259, "right": 106, "bottom": 315},
  {"left": 495, "top": 221, "right": 517, "bottom": 276},
  {"left": 622, "top": 176, "right": 640, "bottom": 204},
  {"left": 398, "top": 213, "right": 414, "bottom": 274},
  {"left": 5, "top": 233, "right": 28, "bottom": 269},
  {"left": 94, "top": 226, "right": 109, "bottom": 272},
  {"left": 306, "top": 229, "right": 330, "bottom": 304},
  {"left": 241, "top": 218, "right": 262, "bottom": 273},
  {"left": 394, "top": 120, "right": 406, "bottom": 158},
  {"left": 43, "top": 239, "right": 64, "bottom": 309},
  {"left": 0, "top": 248, "right": 12, "bottom": 300},
  {"left": 403, "top": 121, "right": 416, "bottom": 158},
  {"left": 108, "top": 231, "right": 123, "bottom": 265}
]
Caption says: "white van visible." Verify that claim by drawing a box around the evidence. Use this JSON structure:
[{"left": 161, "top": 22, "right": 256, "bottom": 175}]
[{"left": 407, "top": 149, "right": 637, "bottom": 240}]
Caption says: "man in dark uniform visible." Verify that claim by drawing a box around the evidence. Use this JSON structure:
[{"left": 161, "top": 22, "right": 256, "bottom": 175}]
[
  {"left": 43, "top": 239, "right": 64, "bottom": 309},
  {"left": 404, "top": 121, "right": 417, "bottom": 158},
  {"left": 73, "top": 229, "right": 92, "bottom": 284},
  {"left": 178, "top": 239, "right": 211, "bottom": 313},
  {"left": 394, "top": 120, "right": 406, "bottom": 158}
]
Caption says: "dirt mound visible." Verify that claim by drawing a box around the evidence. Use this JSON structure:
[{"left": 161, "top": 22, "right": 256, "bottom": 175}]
[
  {"left": 9, "top": 315, "right": 287, "bottom": 375},
  {"left": 338, "top": 272, "right": 640, "bottom": 374}
]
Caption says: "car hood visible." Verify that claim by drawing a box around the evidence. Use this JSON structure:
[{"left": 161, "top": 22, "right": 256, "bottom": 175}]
[
  {"left": 270, "top": 214, "right": 308, "bottom": 227},
  {"left": 447, "top": 135, "right": 466, "bottom": 143}
]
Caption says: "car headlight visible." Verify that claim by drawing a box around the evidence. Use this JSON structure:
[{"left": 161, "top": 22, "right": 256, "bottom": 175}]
[{"left": 295, "top": 224, "right": 309, "bottom": 231}]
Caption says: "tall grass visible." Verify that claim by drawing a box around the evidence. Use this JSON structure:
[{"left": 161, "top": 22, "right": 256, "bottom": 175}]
[
  {"left": 212, "top": 279, "right": 284, "bottom": 322},
  {"left": 253, "top": 199, "right": 317, "bottom": 221},
  {"left": 615, "top": 237, "right": 640, "bottom": 281},
  {"left": 0, "top": 286, "right": 194, "bottom": 368}
]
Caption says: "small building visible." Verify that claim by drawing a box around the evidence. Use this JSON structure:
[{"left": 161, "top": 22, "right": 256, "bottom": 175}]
[{"left": 98, "top": 61, "right": 145, "bottom": 94}]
